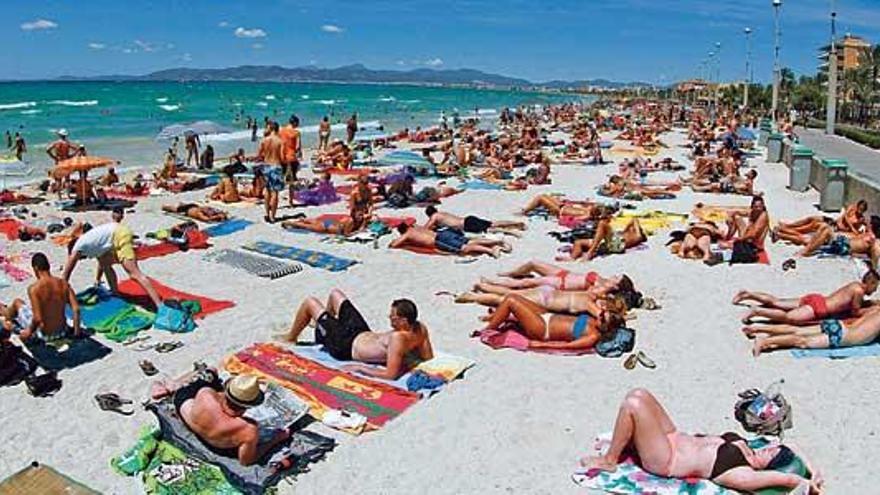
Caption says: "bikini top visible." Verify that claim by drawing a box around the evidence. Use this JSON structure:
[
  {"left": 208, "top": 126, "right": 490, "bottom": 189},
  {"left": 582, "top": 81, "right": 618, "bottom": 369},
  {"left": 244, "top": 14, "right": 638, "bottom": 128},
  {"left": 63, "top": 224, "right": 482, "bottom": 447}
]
[{"left": 710, "top": 432, "right": 750, "bottom": 479}]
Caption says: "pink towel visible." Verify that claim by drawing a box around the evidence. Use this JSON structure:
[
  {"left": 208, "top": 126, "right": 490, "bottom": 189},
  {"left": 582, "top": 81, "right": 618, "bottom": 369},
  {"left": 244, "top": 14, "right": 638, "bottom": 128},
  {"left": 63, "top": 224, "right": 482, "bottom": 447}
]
[{"left": 473, "top": 326, "right": 594, "bottom": 355}]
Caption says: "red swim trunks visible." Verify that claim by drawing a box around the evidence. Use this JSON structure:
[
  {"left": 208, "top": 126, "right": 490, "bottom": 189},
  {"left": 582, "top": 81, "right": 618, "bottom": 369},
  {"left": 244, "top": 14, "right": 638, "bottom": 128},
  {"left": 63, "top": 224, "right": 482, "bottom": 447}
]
[{"left": 799, "top": 293, "right": 829, "bottom": 318}]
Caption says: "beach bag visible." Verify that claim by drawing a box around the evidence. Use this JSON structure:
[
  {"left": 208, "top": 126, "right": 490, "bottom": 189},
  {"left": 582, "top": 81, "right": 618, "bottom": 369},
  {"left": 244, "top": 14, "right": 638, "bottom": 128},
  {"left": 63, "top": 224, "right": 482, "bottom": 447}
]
[
  {"left": 386, "top": 192, "right": 410, "bottom": 208},
  {"left": 596, "top": 327, "right": 635, "bottom": 358},
  {"left": 154, "top": 299, "right": 196, "bottom": 333},
  {"left": 734, "top": 382, "right": 792, "bottom": 437},
  {"left": 0, "top": 342, "right": 36, "bottom": 386},
  {"left": 25, "top": 371, "right": 62, "bottom": 397},
  {"left": 730, "top": 240, "right": 759, "bottom": 264}
]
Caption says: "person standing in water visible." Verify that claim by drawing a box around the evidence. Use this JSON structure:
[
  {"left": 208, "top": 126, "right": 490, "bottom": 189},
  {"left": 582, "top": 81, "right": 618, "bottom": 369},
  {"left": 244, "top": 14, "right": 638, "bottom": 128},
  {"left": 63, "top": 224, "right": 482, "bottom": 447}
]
[
  {"left": 13, "top": 133, "right": 26, "bottom": 160},
  {"left": 318, "top": 116, "right": 331, "bottom": 150},
  {"left": 346, "top": 113, "right": 358, "bottom": 143},
  {"left": 279, "top": 115, "right": 302, "bottom": 208}
]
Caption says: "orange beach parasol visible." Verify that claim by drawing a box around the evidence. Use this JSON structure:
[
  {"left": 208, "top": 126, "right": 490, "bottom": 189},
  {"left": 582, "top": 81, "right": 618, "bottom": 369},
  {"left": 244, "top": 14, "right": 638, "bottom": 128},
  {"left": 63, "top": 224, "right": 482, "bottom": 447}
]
[{"left": 53, "top": 156, "right": 117, "bottom": 176}]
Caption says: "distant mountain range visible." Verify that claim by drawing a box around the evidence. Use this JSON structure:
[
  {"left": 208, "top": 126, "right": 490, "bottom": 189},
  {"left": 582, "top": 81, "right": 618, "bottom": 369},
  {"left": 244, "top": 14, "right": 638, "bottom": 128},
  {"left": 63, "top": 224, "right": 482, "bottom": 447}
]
[{"left": 55, "top": 64, "right": 652, "bottom": 89}]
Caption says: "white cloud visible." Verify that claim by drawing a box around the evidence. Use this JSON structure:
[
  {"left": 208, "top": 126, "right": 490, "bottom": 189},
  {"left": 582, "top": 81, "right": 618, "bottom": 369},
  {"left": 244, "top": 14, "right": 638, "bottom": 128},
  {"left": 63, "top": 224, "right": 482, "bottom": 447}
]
[
  {"left": 122, "top": 48, "right": 134, "bottom": 54},
  {"left": 87, "top": 42, "right": 106, "bottom": 50},
  {"left": 252, "top": 43, "right": 264, "bottom": 50},
  {"left": 179, "top": 52, "right": 193, "bottom": 62},
  {"left": 234, "top": 27, "right": 267, "bottom": 38},
  {"left": 134, "top": 39, "right": 158, "bottom": 52},
  {"left": 425, "top": 58, "right": 444, "bottom": 67},
  {"left": 321, "top": 24, "right": 344, "bottom": 33},
  {"left": 218, "top": 21, "right": 229, "bottom": 28},
  {"left": 396, "top": 60, "right": 407, "bottom": 66},
  {"left": 21, "top": 19, "right": 57, "bottom": 31}
]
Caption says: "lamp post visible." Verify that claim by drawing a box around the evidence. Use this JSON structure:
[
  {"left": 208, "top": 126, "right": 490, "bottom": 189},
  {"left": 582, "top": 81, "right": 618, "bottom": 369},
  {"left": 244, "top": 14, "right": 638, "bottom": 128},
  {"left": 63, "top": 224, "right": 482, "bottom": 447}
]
[
  {"left": 708, "top": 50, "right": 716, "bottom": 119},
  {"left": 744, "top": 28, "right": 752, "bottom": 109},
  {"left": 826, "top": 0, "right": 838, "bottom": 135},
  {"left": 715, "top": 42, "right": 722, "bottom": 111},
  {"left": 771, "top": 0, "right": 782, "bottom": 123}
]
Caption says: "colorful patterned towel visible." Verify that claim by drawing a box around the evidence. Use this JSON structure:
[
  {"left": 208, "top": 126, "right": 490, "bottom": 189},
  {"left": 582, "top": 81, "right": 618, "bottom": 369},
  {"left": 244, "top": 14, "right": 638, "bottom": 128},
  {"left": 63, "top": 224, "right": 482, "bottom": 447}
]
[
  {"left": 67, "top": 287, "right": 155, "bottom": 342},
  {"left": 224, "top": 343, "right": 420, "bottom": 434},
  {"left": 203, "top": 219, "right": 254, "bottom": 237},
  {"left": 459, "top": 180, "right": 503, "bottom": 190},
  {"left": 243, "top": 241, "right": 358, "bottom": 272}
]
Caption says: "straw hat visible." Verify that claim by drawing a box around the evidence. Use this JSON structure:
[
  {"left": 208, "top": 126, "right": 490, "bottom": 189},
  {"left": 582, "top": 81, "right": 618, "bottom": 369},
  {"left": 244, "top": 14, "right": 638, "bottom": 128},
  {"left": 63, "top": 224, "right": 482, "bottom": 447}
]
[{"left": 224, "top": 375, "right": 264, "bottom": 408}]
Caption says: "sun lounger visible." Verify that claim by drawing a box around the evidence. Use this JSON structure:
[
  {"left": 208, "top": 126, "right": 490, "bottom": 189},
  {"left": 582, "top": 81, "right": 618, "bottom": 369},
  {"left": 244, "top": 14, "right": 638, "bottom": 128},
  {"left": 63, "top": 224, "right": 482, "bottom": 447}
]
[{"left": 204, "top": 249, "right": 303, "bottom": 279}]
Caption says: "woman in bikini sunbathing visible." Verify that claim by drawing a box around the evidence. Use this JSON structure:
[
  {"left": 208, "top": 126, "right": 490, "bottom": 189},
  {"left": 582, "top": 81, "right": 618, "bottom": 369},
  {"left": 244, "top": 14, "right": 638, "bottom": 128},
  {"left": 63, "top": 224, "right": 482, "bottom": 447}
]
[
  {"left": 490, "top": 260, "right": 634, "bottom": 296},
  {"left": 744, "top": 305, "right": 880, "bottom": 357},
  {"left": 162, "top": 203, "right": 228, "bottom": 222},
  {"left": 520, "top": 194, "right": 606, "bottom": 218},
  {"left": 281, "top": 211, "right": 368, "bottom": 236},
  {"left": 481, "top": 294, "right": 623, "bottom": 351},
  {"left": 458, "top": 278, "right": 630, "bottom": 312},
  {"left": 582, "top": 388, "right": 822, "bottom": 494},
  {"left": 668, "top": 222, "right": 725, "bottom": 261}
]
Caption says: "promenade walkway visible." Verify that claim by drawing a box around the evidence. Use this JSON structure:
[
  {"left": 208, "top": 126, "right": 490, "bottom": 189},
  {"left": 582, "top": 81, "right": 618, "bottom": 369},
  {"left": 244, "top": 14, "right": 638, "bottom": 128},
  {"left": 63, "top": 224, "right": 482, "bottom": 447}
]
[{"left": 797, "top": 127, "right": 880, "bottom": 180}]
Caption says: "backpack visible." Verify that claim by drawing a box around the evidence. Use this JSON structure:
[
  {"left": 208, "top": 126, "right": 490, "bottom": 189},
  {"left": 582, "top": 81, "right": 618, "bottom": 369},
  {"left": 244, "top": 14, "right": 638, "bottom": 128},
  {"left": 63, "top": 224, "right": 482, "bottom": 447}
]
[
  {"left": 596, "top": 327, "right": 635, "bottom": 358},
  {"left": 154, "top": 299, "right": 197, "bottom": 333},
  {"left": 0, "top": 342, "right": 36, "bottom": 386},
  {"left": 734, "top": 385, "right": 793, "bottom": 437}
]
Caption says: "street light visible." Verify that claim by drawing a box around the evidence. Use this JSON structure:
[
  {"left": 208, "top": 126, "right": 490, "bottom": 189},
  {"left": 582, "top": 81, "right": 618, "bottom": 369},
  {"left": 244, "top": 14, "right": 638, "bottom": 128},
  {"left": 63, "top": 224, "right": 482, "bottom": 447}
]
[
  {"left": 771, "top": 0, "right": 782, "bottom": 123},
  {"left": 744, "top": 28, "right": 752, "bottom": 109},
  {"left": 715, "top": 42, "right": 722, "bottom": 111},
  {"left": 826, "top": 0, "right": 838, "bottom": 135}
]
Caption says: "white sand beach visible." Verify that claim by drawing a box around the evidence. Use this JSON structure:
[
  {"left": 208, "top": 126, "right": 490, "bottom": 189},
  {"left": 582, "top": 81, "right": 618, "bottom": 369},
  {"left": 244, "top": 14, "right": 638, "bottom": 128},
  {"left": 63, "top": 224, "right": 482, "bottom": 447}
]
[{"left": 0, "top": 129, "right": 873, "bottom": 494}]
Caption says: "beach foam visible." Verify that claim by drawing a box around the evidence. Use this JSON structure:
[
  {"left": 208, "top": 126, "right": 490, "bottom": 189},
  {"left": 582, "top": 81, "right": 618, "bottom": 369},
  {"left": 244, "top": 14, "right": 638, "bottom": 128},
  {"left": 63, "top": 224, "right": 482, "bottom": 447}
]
[
  {"left": 47, "top": 100, "right": 99, "bottom": 107},
  {"left": 155, "top": 97, "right": 169, "bottom": 103},
  {"left": 0, "top": 101, "right": 37, "bottom": 111},
  {"left": 158, "top": 104, "right": 180, "bottom": 112}
]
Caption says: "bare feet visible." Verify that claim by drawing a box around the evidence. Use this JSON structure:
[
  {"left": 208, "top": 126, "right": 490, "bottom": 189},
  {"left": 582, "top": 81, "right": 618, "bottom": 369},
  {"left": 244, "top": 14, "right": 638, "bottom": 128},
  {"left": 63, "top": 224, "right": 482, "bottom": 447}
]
[
  {"left": 741, "top": 311, "right": 755, "bottom": 324},
  {"left": 752, "top": 336, "right": 766, "bottom": 357},
  {"left": 741, "top": 326, "right": 758, "bottom": 338},
  {"left": 454, "top": 293, "right": 473, "bottom": 304},
  {"left": 579, "top": 454, "right": 618, "bottom": 473},
  {"left": 490, "top": 247, "right": 502, "bottom": 258},
  {"left": 731, "top": 290, "right": 750, "bottom": 305},
  {"left": 500, "top": 241, "right": 513, "bottom": 253}
]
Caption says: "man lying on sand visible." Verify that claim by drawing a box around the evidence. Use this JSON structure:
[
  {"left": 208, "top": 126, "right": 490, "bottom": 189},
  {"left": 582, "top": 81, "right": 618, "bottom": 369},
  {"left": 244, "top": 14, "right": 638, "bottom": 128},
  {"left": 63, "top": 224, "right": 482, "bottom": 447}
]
[
  {"left": 784, "top": 223, "right": 880, "bottom": 267},
  {"left": 153, "top": 370, "right": 289, "bottom": 466},
  {"left": 424, "top": 205, "right": 525, "bottom": 237},
  {"left": 691, "top": 169, "right": 757, "bottom": 196},
  {"left": 281, "top": 290, "right": 433, "bottom": 380},
  {"left": 557, "top": 216, "right": 647, "bottom": 261},
  {"left": 772, "top": 200, "right": 867, "bottom": 239},
  {"left": 63, "top": 208, "right": 162, "bottom": 308},
  {"left": 744, "top": 306, "right": 880, "bottom": 356},
  {"left": 1, "top": 253, "right": 80, "bottom": 342},
  {"left": 480, "top": 293, "right": 624, "bottom": 351},
  {"left": 582, "top": 388, "right": 822, "bottom": 493},
  {"left": 734, "top": 269, "right": 879, "bottom": 324},
  {"left": 162, "top": 203, "right": 228, "bottom": 223},
  {"left": 390, "top": 223, "right": 511, "bottom": 257}
]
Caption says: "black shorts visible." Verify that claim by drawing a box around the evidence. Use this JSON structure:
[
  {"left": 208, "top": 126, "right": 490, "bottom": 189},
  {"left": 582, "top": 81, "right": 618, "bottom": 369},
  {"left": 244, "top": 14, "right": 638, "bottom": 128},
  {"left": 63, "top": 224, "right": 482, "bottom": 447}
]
[
  {"left": 316, "top": 300, "right": 370, "bottom": 360},
  {"left": 172, "top": 376, "right": 222, "bottom": 415},
  {"left": 463, "top": 215, "right": 492, "bottom": 234}
]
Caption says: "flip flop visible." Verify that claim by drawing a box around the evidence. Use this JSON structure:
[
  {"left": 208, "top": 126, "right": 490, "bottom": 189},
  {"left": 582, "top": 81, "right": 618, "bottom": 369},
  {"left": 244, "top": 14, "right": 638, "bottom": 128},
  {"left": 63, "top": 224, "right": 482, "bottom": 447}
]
[
  {"left": 139, "top": 360, "right": 159, "bottom": 376},
  {"left": 133, "top": 343, "right": 157, "bottom": 352},
  {"left": 94, "top": 393, "right": 135, "bottom": 415},
  {"left": 156, "top": 341, "right": 184, "bottom": 353},
  {"left": 434, "top": 291, "right": 458, "bottom": 298},
  {"left": 636, "top": 351, "right": 657, "bottom": 369},
  {"left": 122, "top": 335, "right": 151, "bottom": 346},
  {"left": 623, "top": 353, "right": 639, "bottom": 370},
  {"left": 782, "top": 259, "right": 797, "bottom": 271}
]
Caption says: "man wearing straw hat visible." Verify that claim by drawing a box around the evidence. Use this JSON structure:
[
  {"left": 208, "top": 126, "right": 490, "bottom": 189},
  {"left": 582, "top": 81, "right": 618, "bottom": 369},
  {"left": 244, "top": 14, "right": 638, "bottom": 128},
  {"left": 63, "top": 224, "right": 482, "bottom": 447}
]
[
  {"left": 45, "top": 129, "right": 76, "bottom": 165},
  {"left": 174, "top": 373, "right": 290, "bottom": 466}
]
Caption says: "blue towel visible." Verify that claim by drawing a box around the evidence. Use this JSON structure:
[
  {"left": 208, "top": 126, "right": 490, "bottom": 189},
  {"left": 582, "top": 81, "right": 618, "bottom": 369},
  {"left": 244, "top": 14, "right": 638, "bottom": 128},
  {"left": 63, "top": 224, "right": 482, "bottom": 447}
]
[
  {"left": 243, "top": 241, "right": 357, "bottom": 272},
  {"left": 459, "top": 180, "right": 503, "bottom": 191},
  {"left": 203, "top": 218, "right": 253, "bottom": 237},
  {"left": 790, "top": 343, "right": 880, "bottom": 359}
]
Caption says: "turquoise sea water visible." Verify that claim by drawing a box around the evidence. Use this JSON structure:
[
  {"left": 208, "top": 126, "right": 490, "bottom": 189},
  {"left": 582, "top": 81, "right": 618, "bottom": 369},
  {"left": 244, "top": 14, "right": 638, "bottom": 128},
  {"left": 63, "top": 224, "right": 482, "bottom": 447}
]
[{"left": 0, "top": 81, "right": 585, "bottom": 184}]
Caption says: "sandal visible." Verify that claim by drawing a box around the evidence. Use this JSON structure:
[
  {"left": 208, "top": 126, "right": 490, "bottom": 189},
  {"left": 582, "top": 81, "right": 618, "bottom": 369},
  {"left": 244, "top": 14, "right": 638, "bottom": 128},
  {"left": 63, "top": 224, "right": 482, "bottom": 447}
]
[
  {"left": 156, "top": 341, "right": 184, "bottom": 353},
  {"left": 623, "top": 353, "right": 639, "bottom": 370},
  {"left": 641, "top": 297, "right": 661, "bottom": 310},
  {"left": 122, "top": 335, "right": 151, "bottom": 346},
  {"left": 636, "top": 351, "right": 657, "bottom": 369},
  {"left": 782, "top": 259, "right": 797, "bottom": 271},
  {"left": 139, "top": 360, "right": 159, "bottom": 376},
  {"left": 94, "top": 393, "right": 135, "bottom": 415}
]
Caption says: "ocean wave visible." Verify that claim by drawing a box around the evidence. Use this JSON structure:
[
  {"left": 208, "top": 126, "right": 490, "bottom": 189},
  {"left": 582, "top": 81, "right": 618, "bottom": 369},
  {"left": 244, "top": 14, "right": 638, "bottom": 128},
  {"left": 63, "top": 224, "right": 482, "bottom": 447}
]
[
  {"left": 0, "top": 101, "right": 37, "bottom": 111},
  {"left": 159, "top": 104, "right": 180, "bottom": 112},
  {"left": 378, "top": 96, "right": 396, "bottom": 102},
  {"left": 256, "top": 102, "right": 269, "bottom": 107},
  {"left": 48, "top": 100, "right": 99, "bottom": 107},
  {"left": 155, "top": 97, "right": 169, "bottom": 103},
  {"left": 318, "top": 99, "right": 336, "bottom": 105},
  {"left": 204, "top": 130, "right": 251, "bottom": 142},
  {"left": 264, "top": 94, "right": 276, "bottom": 100},
  {"left": 20, "top": 109, "right": 42, "bottom": 115},
  {"left": 402, "top": 99, "right": 421, "bottom": 104},
  {"left": 300, "top": 95, "right": 310, "bottom": 99}
]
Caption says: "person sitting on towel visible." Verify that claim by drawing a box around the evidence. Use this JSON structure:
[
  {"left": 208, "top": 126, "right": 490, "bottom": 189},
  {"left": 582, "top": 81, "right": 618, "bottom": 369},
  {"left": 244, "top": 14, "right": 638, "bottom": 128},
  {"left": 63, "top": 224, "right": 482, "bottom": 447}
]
[
  {"left": 162, "top": 203, "right": 228, "bottom": 223},
  {"left": 282, "top": 290, "right": 434, "bottom": 380},
  {"left": 62, "top": 208, "right": 163, "bottom": 308},
  {"left": 171, "top": 372, "right": 291, "bottom": 466},
  {"left": 424, "top": 205, "right": 525, "bottom": 237},
  {"left": 557, "top": 215, "right": 647, "bottom": 261},
  {"left": 209, "top": 168, "right": 241, "bottom": 203},
  {"left": 735, "top": 268, "right": 879, "bottom": 325},
  {"left": 744, "top": 304, "right": 880, "bottom": 356},
  {"left": 582, "top": 388, "right": 822, "bottom": 493},
  {"left": 390, "top": 223, "right": 510, "bottom": 258}
]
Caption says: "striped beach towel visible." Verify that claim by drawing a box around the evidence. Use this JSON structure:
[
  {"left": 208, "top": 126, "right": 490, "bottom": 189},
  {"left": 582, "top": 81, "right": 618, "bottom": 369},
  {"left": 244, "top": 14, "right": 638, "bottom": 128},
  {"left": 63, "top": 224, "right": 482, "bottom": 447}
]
[
  {"left": 243, "top": 241, "right": 357, "bottom": 272},
  {"left": 204, "top": 249, "right": 303, "bottom": 279}
]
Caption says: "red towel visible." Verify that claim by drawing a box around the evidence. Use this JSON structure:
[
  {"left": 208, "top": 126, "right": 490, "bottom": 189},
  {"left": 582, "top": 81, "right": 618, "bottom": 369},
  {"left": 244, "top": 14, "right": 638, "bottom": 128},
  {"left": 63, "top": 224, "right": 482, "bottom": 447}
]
[
  {"left": 117, "top": 277, "right": 234, "bottom": 318},
  {"left": 0, "top": 218, "right": 22, "bottom": 240},
  {"left": 134, "top": 230, "right": 210, "bottom": 260}
]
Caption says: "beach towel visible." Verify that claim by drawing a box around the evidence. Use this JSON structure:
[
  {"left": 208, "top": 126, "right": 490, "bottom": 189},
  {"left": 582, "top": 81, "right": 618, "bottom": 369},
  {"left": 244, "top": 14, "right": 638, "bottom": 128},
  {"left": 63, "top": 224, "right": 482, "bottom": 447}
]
[
  {"left": 68, "top": 287, "right": 156, "bottom": 342},
  {"left": 243, "top": 241, "right": 358, "bottom": 272},
  {"left": 121, "top": 391, "right": 335, "bottom": 494},
  {"left": 791, "top": 343, "right": 880, "bottom": 359},
  {"left": 459, "top": 180, "right": 504, "bottom": 191},
  {"left": 0, "top": 252, "right": 30, "bottom": 282},
  {"left": 292, "top": 346, "right": 474, "bottom": 397},
  {"left": 316, "top": 213, "right": 415, "bottom": 229},
  {"left": 0, "top": 463, "right": 98, "bottom": 495},
  {"left": 60, "top": 199, "right": 136, "bottom": 212},
  {"left": 117, "top": 278, "right": 235, "bottom": 318},
  {"left": 135, "top": 230, "right": 211, "bottom": 260},
  {"left": 0, "top": 218, "right": 23, "bottom": 240},
  {"left": 394, "top": 244, "right": 452, "bottom": 256},
  {"left": 572, "top": 433, "right": 809, "bottom": 495},
  {"left": 204, "top": 249, "right": 303, "bottom": 279},
  {"left": 692, "top": 205, "right": 750, "bottom": 223},
  {"left": 611, "top": 211, "right": 687, "bottom": 235},
  {"left": 202, "top": 219, "right": 254, "bottom": 237},
  {"left": 294, "top": 181, "right": 340, "bottom": 206},
  {"left": 224, "top": 343, "right": 420, "bottom": 434},
  {"left": 26, "top": 335, "right": 112, "bottom": 371},
  {"left": 472, "top": 326, "right": 594, "bottom": 356},
  {"left": 0, "top": 272, "right": 10, "bottom": 289}
]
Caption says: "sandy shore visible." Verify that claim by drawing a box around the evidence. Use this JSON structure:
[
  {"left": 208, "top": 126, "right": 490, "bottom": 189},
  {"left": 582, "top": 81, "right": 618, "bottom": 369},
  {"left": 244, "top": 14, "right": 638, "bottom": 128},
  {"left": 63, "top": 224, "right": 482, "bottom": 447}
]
[{"left": 0, "top": 129, "right": 871, "bottom": 494}]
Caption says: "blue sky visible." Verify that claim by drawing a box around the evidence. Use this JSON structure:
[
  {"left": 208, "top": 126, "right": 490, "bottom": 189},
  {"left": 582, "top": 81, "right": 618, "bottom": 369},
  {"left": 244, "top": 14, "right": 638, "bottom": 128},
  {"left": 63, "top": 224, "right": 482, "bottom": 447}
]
[{"left": 6, "top": 0, "right": 880, "bottom": 83}]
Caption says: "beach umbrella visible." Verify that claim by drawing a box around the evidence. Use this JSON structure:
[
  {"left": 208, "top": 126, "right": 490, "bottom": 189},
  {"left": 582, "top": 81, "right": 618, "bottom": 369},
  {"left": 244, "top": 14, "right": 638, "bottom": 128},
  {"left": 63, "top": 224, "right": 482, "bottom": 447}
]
[
  {"left": 156, "top": 120, "right": 231, "bottom": 140},
  {"left": 0, "top": 156, "right": 32, "bottom": 189},
  {"left": 53, "top": 156, "right": 116, "bottom": 176},
  {"left": 376, "top": 150, "right": 436, "bottom": 175}
]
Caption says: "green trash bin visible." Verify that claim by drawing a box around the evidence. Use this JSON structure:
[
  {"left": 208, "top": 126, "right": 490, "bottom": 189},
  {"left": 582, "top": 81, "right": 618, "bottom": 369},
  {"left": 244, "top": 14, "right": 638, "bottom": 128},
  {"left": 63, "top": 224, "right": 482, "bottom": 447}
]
[
  {"left": 758, "top": 121, "right": 773, "bottom": 147},
  {"left": 819, "top": 159, "right": 848, "bottom": 212},
  {"left": 766, "top": 132, "right": 784, "bottom": 163},
  {"left": 789, "top": 145, "right": 813, "bottom": 192}
]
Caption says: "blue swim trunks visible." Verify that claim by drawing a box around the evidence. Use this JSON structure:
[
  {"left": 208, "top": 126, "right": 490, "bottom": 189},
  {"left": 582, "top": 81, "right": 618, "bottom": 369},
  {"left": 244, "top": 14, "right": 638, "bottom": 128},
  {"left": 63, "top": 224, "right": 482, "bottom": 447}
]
[
  {"left": 820, "top": 319, "right": 845, "bottom": 348},
  {"left": 263, "top": 165, "right": 285, "bottom": 192},
  {"left": 826, "top": 235, "right": 851, "bottom": 256},
  {"left": 435, "top": 229, "right": 467, "bottom": 254}
]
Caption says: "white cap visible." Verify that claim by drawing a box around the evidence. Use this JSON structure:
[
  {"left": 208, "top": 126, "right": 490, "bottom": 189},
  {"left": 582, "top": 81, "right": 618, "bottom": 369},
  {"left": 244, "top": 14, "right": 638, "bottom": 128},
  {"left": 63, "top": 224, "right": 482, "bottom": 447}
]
[{"left": 57, "top": 129, "right": 68, "bottom": 137}]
